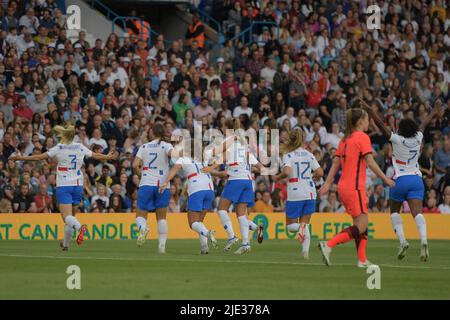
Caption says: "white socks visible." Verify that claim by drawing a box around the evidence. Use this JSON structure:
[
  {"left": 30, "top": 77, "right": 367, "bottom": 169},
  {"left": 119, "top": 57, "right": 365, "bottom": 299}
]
[
  {"left": 199, "top": 234, "right": 208, "bottom": 248},
  {"left": 157, "top": 219, "right": 168, "bottom": 249},
  {"left": 248, "top": 219, "right": 258, "bottom": 231},
  {"left": 63, "top": 224, "right": 73, "bottom": 247},
  {"left": 136, "top": 216, "right": 147, "bottom": 232},
  {"left": 414, "top": 213, "right": 427, "bottom": 244},
  {"left": 218, "top": 210, "right": 235, "bottom": 239},
  {"left": 302, "top": 224, "right": 311, "bottom": 253},
  {"left": 191, "top": 221, "right": 209, "bottom": 237},
  {"left": 287, "top": 223, "right": 300, "bottom": 232},
  {"left": 65, "top": 215, "right": 81, "bottom": 232},
  {"left": 238, "top": 215, "right": 250, "bottom": 245},
  {"left": 390, "top": 212, "right": 406, "bottom": 244},
  {"left": 391, "top": 213, "right": 427, "bottom": 244}
]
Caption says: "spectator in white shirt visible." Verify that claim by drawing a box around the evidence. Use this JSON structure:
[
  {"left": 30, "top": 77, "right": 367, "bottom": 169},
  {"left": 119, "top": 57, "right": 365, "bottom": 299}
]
[
  {"left": 89, "top": 128, "right": 108, "bottom": 149},
  {"left": 438, "top": 189, "right": 450, "bottom": 214},
  {"left": 277, "top": 107, "right": 298, "bottom": 128},
  {"left": 80, "top": 61, "right": 99, "bottom": 83},
  {"left": 260, "top": 59, "right": 276, "bottom": 89},
  {"left": 107, "top": 60, "right": 128, "bottom": 88},
  {"left": 19, "top": 8, "right": 40, "bottom": 35},
  {"left": 323, "top": 122, "right": 343, "bottom": 149},
  {"left": 233, "top": 96, "right": 253, "bottom": 118}
]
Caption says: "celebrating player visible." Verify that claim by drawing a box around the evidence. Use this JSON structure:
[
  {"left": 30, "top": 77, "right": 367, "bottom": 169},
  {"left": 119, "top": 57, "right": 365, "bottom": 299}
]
[
  {"left": 273, "top": 128, "right": 323, "bottom": 259},
  {"left": 203, "top": 119, "right": 264, "bottom": 254},
  {"left": 160, "top": 138, "right": 218, "bottom": 254},
  {"left": 9, "top": 125, "right": 115, "bottom": 250},
  {"left": 318, "top": 108, "right": 395, "bottom": 267},
  {"left": 363, "top": 100, "right": 443, "bottom": 261},
  {"left": 132, "top": 122, "right": 176, "bottom": 253}
]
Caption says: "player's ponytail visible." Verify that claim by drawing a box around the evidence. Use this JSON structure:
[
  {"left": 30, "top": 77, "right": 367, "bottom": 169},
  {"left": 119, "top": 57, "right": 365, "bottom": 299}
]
[
  {"left": 281, "top": 128, "right": 304, "bottom": 155},
  {"left": 152, "top": 122, "right": 167, "bottom": 143},
  {"left": 344, "top": 108, "right": 367, "bottom": 140},
  {"left": 54, "top": 124, "right": 75, "bottom": 144}
]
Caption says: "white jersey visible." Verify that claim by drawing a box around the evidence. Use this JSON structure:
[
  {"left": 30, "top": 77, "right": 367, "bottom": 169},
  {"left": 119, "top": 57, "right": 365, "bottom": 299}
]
[
  {"left": 175, "top": 157, "right": 214, "bottom": 195},
  {"left": 136, "top": 140, "right": 173, "bottom": 187},
  {"left": 47, "top": 143, "right": 93, "bottom": 187},
  {"left": 282, "top": 147, "right": 321, "bottom": 201},
  {"left": 390, "top": 132, "right": 423, "bottom": 179},
  {"left": 225, "top": 140, "right": 258, "bottom": 181}
]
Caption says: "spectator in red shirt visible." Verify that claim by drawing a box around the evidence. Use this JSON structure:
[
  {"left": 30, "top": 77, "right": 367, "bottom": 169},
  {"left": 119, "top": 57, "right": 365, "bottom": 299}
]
[
  {"left": 423, "top": 197, "right": 440, "bottom": 214},
  {"left": 12, "top": 96, "right": 33, "bottom": 121},
  {"left": 220, "top": 72, "right": 239, "bottom": 98},
  {"left": 305, "top": 81, "right": 324, "bottom": 118},
  {"left": 34, "top": 183, "right": 53, "bottom": 213},
  {"left": 2, "top": 82, "right": 20, "bottom": 105}
]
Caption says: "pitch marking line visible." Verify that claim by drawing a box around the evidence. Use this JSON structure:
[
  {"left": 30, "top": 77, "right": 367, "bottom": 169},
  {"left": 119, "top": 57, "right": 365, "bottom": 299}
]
[{"left": 0, "top": 253, "right": 449, "bottom": 270}]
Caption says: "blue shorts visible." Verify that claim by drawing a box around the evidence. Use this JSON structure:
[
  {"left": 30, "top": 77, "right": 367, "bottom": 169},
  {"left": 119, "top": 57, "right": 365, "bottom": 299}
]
[
  {"left": 137, "top": 186, "right": 170, "bottom": 212},
  {"left": 286, "top": 200, "right": 316, "bottom": 219},
  {"left": 390, "top": 175, "right": 424, "bottom": 202},
  {"left": 56, "top": 186, "right": 83, "bottom": 205},
  {"left": 222, "top": 180, "right": 255, "bottom": 206},
  {"left": 188, "top": 190, "right": 215, "bottom": 212}
]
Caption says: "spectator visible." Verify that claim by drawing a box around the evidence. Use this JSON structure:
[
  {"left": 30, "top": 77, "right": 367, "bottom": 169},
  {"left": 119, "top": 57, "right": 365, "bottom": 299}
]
[
  {"left": 253, "top": 191, "right": 274, "bottom": 212},
  {"left": 12, "top": 183, "right": 37, "bottom": 213},
  {"left": 34, "top": 182, "right": 52, "bottom": 213}
]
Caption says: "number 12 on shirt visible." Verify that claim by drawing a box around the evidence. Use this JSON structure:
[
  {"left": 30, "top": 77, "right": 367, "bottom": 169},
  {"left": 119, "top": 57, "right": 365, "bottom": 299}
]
[{"left": 295, "top": 161, "right": 311, "bottom": 179}]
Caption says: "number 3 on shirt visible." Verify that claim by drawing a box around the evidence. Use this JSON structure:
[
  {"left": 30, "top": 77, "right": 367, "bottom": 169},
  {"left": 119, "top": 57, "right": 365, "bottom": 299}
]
[{"left": 68, "top": 154, "right": 77, "bottom": 170}]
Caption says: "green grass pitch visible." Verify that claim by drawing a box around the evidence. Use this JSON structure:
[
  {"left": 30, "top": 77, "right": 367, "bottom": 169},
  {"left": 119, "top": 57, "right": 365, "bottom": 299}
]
[{"left": 0, "top": 239, "right": 449, "bottom": 299}]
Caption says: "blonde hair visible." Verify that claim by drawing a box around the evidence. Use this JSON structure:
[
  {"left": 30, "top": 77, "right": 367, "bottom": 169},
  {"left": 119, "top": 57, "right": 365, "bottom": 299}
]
[
  {"left": 281, "top": 129, "right": 304, "bottom": 155},
  {"left": 54, "top": 125, "right": 75, "bottom": 144}
]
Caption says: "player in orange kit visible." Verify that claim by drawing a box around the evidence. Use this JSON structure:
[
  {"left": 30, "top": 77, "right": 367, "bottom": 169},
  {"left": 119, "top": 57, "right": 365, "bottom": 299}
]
[{"left": 318, "top": 108, "right": 395, "bottom": 267}]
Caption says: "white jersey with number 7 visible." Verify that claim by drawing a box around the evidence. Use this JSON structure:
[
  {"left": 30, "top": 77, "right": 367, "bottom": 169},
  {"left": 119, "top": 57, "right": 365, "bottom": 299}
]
[{"left": 390, "top": 132, "right": 423, "bottom": 179}]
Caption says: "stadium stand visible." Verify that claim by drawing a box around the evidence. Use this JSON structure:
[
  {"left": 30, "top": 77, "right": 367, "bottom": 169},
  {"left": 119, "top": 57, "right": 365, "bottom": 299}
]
[{"left": 0, "top": 0, "right": 449, "bottom": 215}]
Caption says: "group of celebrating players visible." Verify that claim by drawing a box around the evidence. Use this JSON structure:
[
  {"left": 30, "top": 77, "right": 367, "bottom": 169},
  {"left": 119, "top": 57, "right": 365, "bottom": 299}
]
[{"left": 10, "top": 98, "right": 438, "bottom": 266}]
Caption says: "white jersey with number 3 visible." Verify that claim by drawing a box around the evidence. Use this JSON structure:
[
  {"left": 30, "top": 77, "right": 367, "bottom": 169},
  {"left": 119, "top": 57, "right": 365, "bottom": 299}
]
[
  {"left": 175, "top": 157, "right": 214, "bottom": 195},
  {"left": 136, "top": 140, "right": 173, "bottom": 187},
  {"left": 282, "top": 147, "right": 320, "bottom": 201},
  {"left": 225, "top": 140, "right": 258, "bottom": 181},
  {"left": 390, "top": 132, "right": 423, "bottom": 179},
  {"left": 47, "top": 143, "right": 93, "bottom": 187}
]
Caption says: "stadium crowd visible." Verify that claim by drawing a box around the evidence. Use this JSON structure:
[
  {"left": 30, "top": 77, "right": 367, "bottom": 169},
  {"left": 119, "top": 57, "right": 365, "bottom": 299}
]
[{"left": 0, "top": 0, "right": 449, "bottom": 214}]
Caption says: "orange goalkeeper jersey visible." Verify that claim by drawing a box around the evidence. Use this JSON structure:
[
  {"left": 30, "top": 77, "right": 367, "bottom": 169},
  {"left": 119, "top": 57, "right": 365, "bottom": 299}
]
[{"left": 336, "top": 131, "right": 373, "bottom": 191}]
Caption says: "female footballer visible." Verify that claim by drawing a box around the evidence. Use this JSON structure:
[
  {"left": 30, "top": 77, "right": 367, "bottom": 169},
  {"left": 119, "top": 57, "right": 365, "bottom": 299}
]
[
  {"left": 274, "top": 128, "right": 324, "bottom": 259},
  {"left": 10, "top": 125, "right": 115, "bottom": 250},
  {"left": 318, "top": 108, "right": 395, "bottom": 267}
]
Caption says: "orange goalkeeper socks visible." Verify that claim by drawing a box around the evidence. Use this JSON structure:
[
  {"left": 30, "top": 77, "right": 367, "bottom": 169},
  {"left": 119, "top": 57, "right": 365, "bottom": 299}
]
[
  {"left": 356, "top": 230, "right": 368, "bottom": 262},
  {"left": 327, "top": 225, "right": 359, "bottom": 248}
]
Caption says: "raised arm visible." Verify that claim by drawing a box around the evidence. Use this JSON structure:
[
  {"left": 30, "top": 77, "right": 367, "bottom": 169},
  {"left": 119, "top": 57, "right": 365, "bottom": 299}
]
[
  {"left": 365, "top": 153, "right": 395, "bottom": 187},
  {"left": 91, "top": 150, "right": 116, "bottom": 161},
  {"left": 419, "top": 101, "right": 443, "bottom": 132},
  {"left": 360, "top": 98, "right": 392, "bottom": 138},
  {"left": 10, "top": 152, "right": 49, "bottom": 162}
]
